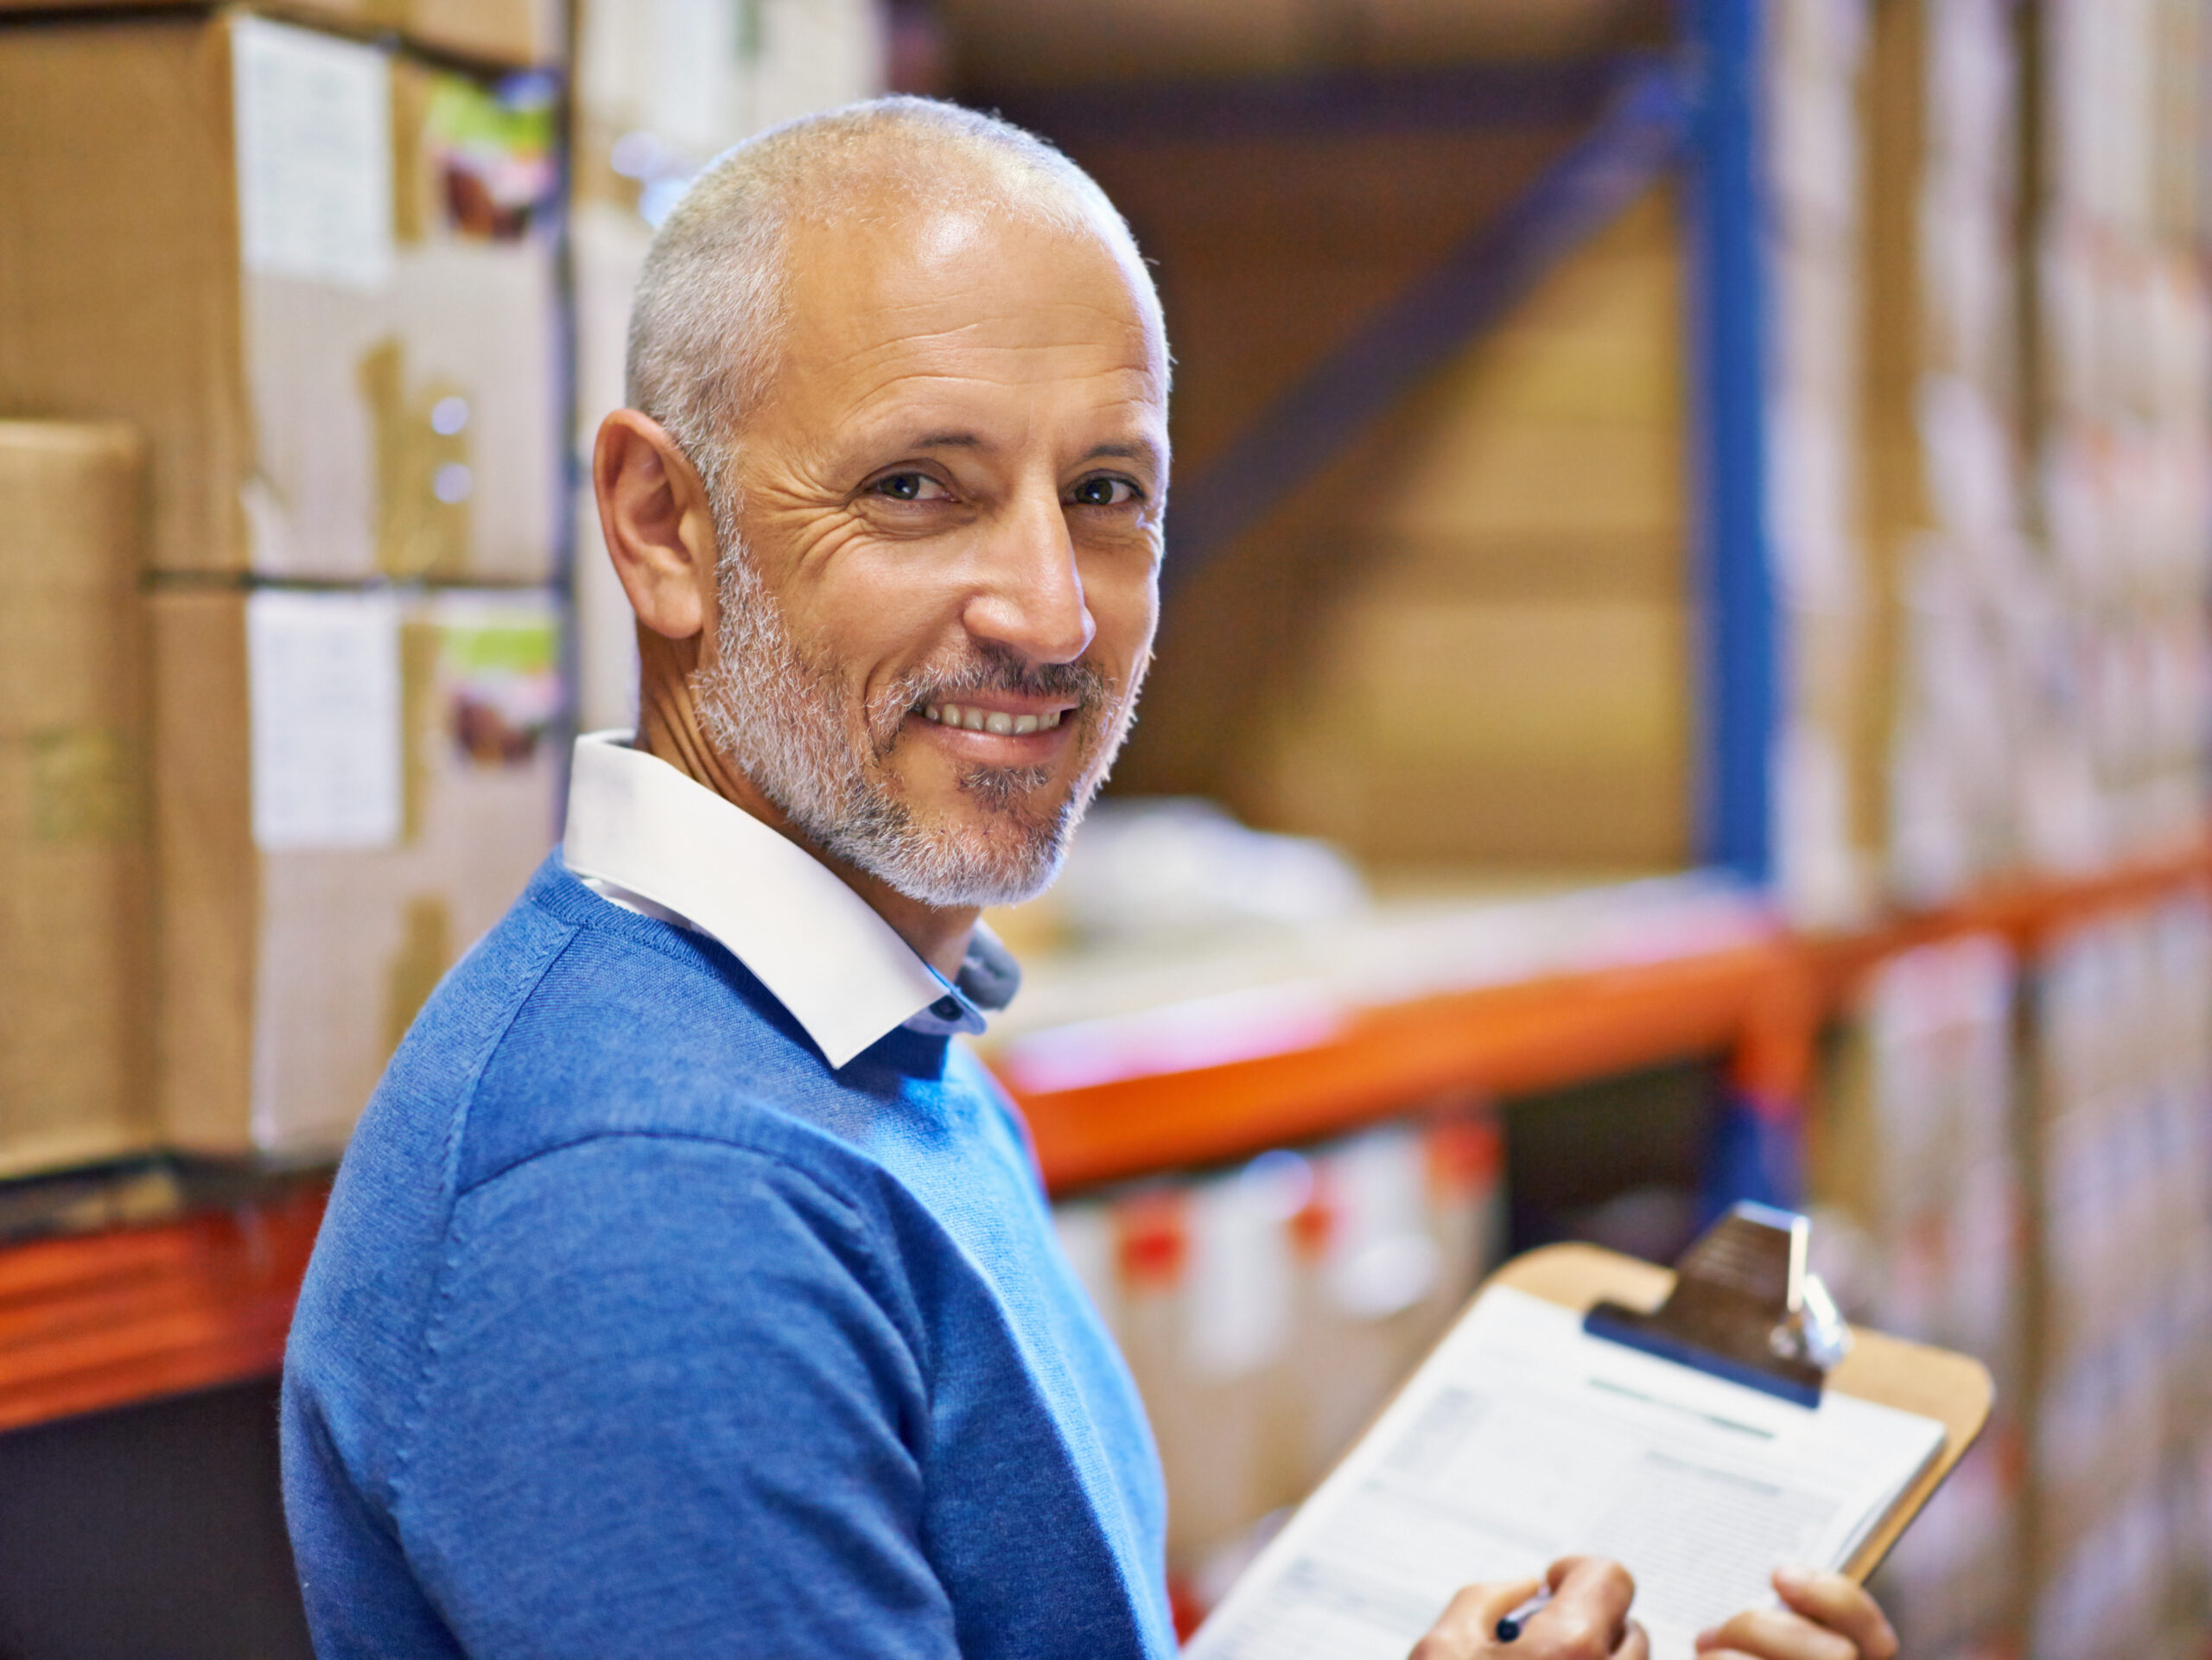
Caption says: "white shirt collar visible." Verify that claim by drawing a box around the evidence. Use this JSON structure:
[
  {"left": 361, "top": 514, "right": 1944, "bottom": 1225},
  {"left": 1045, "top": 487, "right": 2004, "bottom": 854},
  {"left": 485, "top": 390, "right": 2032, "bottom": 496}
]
[{"left": 560, "top": 732, "right": 980, "bottom": 1068}]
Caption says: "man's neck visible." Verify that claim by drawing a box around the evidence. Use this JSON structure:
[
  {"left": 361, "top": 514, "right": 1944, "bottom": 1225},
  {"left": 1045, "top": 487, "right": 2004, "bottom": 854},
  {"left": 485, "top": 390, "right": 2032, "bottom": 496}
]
[{"left": 632, "top": 631, "right": 980, "bottom": 982}]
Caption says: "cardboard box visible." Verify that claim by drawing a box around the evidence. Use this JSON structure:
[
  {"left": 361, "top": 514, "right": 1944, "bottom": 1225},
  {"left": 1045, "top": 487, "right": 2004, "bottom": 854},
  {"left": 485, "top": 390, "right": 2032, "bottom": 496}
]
[
  {"left": 1248, "top": 592, "right": 1694, "bottom": 868},
  {"left": 0, "top": 13, "right": 562, "bottom": 580},
  {"left": 0, "top": 0, "right": 564, "bottom": 70},
  {"left": 571, "top": 0, "right": 881, "bottom": 213},
  {"left": 0, "top": 422, "right": 162, "bottom": 1178},
  {"left": 1814, "top": 932, "right": 2029, "bottom": 1651},
  {"left": 151, "top": 584, "right": 563, "bottom": 1155},
  {"left": 1117, "top": 191, "right": 1694, "bottom": 873}
]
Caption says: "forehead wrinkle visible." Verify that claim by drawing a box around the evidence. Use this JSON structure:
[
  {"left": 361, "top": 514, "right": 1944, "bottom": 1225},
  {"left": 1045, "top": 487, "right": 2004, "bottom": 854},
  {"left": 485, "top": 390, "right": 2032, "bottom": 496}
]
[
  {"left": 800, "top": 305, "right": 1158, "bottom": 383},
  {"left": 816, "top": 353, "right": 1162, "bottom": 436}
]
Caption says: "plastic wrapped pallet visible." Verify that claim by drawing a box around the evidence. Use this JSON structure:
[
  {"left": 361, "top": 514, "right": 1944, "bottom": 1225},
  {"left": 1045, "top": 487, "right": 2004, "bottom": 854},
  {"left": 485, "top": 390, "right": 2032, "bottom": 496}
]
[
  {"left": 0, "top": 422, "right": 161, "bottom": 1179},
  {"left": 150, "top": 585, "right": 563, "bottom": 1157},
  {"left": 1764, "top": 0, "right": 1876, "bottom": 925},
  {"left": 0, "top": 14, "right": 563, "bottom": 581},
  {"left": 2032, "top": 0, "right": 2212, "bottom": 871},
  {"left": 1855, "top": 0, "right": 2212, "bottom": 901}
]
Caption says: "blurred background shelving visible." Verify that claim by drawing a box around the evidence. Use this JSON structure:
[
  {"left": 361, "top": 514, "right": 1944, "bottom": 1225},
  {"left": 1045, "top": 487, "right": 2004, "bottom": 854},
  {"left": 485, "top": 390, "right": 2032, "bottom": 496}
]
[{"left": 5, "top": 0, "right": 2212, "bottom": 1657}]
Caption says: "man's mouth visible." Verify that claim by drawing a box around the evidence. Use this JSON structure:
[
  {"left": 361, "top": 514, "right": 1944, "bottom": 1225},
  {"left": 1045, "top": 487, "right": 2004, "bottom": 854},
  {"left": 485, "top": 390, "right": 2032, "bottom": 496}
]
[{"left": 918, "top": 702, "right": 1067, "bottom": 736}]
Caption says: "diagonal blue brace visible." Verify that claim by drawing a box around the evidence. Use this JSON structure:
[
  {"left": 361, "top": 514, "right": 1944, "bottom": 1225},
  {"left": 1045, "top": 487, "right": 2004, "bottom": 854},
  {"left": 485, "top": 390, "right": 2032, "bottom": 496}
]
[
  {"left": 1161, "top": 59, "right": 1693, "bottom": 592},
  {"left": 982, "top": 59, "right": 1630, "bottom": 143}
]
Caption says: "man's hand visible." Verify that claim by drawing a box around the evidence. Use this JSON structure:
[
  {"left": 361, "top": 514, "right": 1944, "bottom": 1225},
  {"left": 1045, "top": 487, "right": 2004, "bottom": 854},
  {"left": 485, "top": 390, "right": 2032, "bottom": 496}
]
[
  {"left": 1410, "top": 1557, "right": 1647, "bottom": 1660},
  {"left": 1693, "top": 1567, "right": 1898, "bottom": 1660}
]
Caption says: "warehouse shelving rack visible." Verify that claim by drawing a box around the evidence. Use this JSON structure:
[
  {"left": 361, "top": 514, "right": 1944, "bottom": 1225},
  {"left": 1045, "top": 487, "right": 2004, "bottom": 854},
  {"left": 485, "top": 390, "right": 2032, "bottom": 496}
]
[{"left": 1, "top": 3, "right": 2204, "bottom": 1462}]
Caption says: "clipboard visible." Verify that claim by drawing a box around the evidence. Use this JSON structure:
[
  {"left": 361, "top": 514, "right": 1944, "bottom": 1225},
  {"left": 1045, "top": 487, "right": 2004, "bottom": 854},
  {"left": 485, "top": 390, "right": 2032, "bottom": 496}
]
[{"left": 1490, "top": 1210, "right": 1994, "bottom": 1582}]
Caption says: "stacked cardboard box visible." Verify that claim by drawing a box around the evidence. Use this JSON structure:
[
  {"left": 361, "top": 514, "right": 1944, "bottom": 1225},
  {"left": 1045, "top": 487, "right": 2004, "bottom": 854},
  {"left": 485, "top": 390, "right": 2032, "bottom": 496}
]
[
  {"left": 1051, "top": 1103, "right": 1503, "bottom": 1628},
  {"left": 1819, "top": 902, "right": 2212, "bottom": 1657},
  {"left": 153, "top": 586, "right": 563, "bottom": 1154},
  {"left": 2029, "top": 899, "right": 2212, "bottom": 1658},
  {"left": 0, "top": 0, "right": 564, "bottom": 67},
  {"left": 567, "top": 0, "right": 884, "bottom": 735},
  {"left": 1819, "top": 935, "right": 2027, "bottom": 1657},
  {"left": 1, "top": 11, "right": 569, "bottom": 1163},
  {"left": 1228, "top": 193, "right": 1694, "bottom": 872},
  {"left": 0, "top": 423, "right": 161, "bottom": 1178},
  {"left": 1857, "top": 0, "right": 2052, "bottom": 904},
  {"left": 0, "top": 14, "right": 563, "bottom": 584}
]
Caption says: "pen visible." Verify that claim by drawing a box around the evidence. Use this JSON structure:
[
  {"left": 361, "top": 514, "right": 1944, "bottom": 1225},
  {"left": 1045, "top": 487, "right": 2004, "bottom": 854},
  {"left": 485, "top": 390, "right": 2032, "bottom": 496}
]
[{"left": 1494, "top": 1587, "right": 1552, "bottom": 1642}]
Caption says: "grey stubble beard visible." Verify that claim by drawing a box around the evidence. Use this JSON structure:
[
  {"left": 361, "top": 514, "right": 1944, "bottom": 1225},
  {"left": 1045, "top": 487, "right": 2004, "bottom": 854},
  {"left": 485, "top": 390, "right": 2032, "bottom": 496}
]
[{"left": 686, "top": 503, "right": 1140, "bottom": 909}]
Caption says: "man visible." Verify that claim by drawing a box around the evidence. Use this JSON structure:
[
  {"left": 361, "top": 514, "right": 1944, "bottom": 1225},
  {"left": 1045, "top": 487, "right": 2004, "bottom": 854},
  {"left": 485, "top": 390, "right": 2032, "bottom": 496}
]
[{"left": 283, "top": 98, "right": 1897, "bottom": 1660}]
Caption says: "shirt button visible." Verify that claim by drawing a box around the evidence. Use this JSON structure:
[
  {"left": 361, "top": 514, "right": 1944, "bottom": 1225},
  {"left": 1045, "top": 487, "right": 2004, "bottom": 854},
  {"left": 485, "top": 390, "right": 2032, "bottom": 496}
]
[{"left": 931, "top": 996, "right": 962, "bottom": 1020}]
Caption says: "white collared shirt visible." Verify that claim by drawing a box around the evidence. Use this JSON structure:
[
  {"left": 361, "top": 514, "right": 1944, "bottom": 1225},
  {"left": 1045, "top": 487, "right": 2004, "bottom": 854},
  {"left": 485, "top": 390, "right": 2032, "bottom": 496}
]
[{"left": 560, "top": 732, "right": 1018, "bottom": 1069}]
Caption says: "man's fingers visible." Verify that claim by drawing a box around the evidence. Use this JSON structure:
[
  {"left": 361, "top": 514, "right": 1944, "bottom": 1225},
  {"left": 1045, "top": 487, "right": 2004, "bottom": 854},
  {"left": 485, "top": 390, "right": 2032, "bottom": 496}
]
[
  {"left": 1691, "top": 1606, "right": 1855, "bottom": 1660},
  {"left": 1408, "top": 1579, "right": 1544, "bottom": 1659},
  {"left": 1535, "top": 1556, "right": 1637, "bottom": 1656},
  {"left": 1771, "top": 1567, "right": 1898, "bottom": 1660},
  {"left": 1408, "top": 1561, "right": 1639, "bottom": 1660}
]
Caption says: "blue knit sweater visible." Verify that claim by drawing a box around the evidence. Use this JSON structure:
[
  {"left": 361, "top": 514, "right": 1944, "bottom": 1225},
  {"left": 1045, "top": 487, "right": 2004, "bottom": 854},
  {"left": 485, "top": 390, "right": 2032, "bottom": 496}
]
[{"left": 281, "top": 856, "right": 1174, "bottom": 1658}]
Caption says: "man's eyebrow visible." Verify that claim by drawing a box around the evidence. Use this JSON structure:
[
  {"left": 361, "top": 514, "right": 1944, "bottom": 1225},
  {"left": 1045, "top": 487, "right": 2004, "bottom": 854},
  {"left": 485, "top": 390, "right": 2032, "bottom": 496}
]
[
  {"left": 907, "top": 431, "right": 988, "bottom": 450},
  {"left": 1082, "top": 442, "right": 1161, "bottom": 467}
]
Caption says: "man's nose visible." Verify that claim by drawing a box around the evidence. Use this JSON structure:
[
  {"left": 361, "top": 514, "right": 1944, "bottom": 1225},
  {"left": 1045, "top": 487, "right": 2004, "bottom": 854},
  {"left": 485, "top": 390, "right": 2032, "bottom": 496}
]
[{"left": 961, "top": 483, "right": 1096, "bottom": 665}]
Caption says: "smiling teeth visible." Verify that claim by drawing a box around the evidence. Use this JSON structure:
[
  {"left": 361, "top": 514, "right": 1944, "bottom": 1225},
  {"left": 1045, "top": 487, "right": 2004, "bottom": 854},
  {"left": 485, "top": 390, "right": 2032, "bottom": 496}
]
[{"left": 924, "top": 703, "right": 1063, "bottom": 733}]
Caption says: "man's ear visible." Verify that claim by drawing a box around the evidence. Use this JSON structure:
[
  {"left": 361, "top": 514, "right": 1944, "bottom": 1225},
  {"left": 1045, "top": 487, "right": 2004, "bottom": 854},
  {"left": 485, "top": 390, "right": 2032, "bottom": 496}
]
[{"left": 593, "top": 410, "right": 721, "bottom": 640}]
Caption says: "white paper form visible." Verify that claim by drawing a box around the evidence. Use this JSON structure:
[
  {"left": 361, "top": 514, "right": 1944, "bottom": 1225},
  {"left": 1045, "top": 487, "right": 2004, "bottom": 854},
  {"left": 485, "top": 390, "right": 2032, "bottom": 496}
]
[
  {"left": 232, "top": 17, "right": 394, "bottom": 291},
  {"left": 248, "top": 588, "right": 404, "bottom": 850},
  {"left": 1188, "top": 1288, "right": 1946, "bottom": 1660}
]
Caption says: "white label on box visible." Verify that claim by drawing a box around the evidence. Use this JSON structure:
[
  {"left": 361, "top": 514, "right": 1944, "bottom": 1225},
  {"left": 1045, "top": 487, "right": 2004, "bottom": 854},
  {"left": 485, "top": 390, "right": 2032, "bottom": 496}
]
[
  {"left": 248, "top": 589, "right": 404, "bottom": 850},
  {"left": 1323, "top": 1127, "right": 1439, "bottom": 1320},
  {"left": 1184, "top": 1171, "right": 1294, "bottom": 1380},
  {"left": 232, "top": 17, "right": 394, "bottom": 290}
]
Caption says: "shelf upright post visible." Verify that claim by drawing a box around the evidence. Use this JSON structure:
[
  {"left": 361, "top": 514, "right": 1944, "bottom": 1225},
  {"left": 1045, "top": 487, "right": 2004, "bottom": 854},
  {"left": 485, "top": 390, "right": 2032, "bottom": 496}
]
[
  {"left": 1683, "top": 0, "right": 1801, "bottom": 1213},
  {"left": 1684, "top": 0, "right": 1776, "bottom": 887}
]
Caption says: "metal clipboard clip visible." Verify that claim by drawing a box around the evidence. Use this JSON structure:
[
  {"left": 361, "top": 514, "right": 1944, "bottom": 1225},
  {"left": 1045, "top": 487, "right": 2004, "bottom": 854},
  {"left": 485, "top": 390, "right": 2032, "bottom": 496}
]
[{"left": 1582, "top": 1202, "right": 1852, "bottom": 1407}]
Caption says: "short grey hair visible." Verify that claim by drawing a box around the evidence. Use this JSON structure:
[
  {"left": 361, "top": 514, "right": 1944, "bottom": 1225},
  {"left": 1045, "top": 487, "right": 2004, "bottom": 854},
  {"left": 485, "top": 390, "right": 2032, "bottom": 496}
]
[{"left": 625, "top": 95, "right": 1165, "bottom": 501}]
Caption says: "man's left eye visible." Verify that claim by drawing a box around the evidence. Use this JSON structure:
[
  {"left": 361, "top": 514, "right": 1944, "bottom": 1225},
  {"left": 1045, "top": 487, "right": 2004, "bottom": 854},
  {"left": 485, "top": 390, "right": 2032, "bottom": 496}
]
[{"left": 1070, "top": 476, "right": 1139, "bottom": 507}]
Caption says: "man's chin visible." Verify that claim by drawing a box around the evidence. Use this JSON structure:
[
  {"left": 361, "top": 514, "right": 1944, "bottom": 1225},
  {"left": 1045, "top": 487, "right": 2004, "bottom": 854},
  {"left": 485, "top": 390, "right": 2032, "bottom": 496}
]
[{"left": 862, "top": 807, "right": 1072, "bottom": 912}]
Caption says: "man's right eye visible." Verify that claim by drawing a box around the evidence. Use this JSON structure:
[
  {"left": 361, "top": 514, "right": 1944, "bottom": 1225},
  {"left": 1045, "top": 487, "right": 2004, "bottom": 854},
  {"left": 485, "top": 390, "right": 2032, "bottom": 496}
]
[{"left": 871, "top": 473, "right": 949, "bottom": 502}]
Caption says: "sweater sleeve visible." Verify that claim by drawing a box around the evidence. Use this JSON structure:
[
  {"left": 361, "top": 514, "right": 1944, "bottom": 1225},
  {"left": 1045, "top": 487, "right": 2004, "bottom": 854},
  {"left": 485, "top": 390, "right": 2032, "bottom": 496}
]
[{"left": 386, "top": 1134, "right": 957, "bottom": 1660}]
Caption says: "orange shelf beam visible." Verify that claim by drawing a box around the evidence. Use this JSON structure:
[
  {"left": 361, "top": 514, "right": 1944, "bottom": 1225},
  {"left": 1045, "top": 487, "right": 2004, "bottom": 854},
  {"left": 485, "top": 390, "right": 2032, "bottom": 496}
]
[
  {"left": 1807, "top": 841, "right": 2212, "bottom": 995},
  {"left": 1010, "top": 943, "right": 1791, "bottom": 1191},
  {"left": 1, "top": 841, "right": 2206, "bottom": 1436},
  {"left": 1011, "top": 841, "right": 2212, "bottom": 1191},
  {"left": 0, "top": 1180, "right": 326, "bottom": 1435}
]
